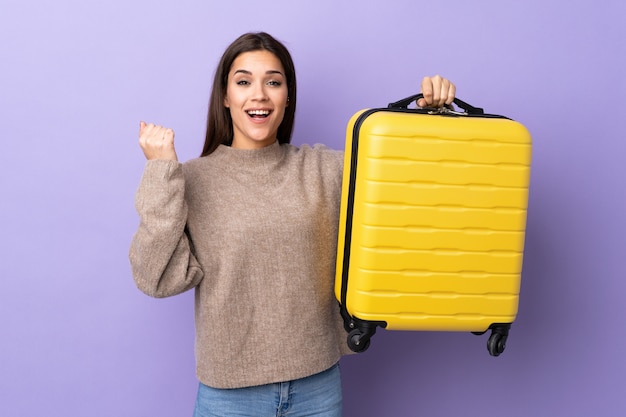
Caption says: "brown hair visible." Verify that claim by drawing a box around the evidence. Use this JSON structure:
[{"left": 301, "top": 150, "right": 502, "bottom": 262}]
[{"left": 201, "top": 32, "right": 297, "bottom": 156}]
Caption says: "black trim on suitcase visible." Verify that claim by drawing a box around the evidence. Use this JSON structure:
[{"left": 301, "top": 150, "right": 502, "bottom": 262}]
[
  {"left": 338, "top": 95, "right": 515, "bottom": 356},
  {"left": 339, "top": 109, "right": 387, "bottom": 353}
]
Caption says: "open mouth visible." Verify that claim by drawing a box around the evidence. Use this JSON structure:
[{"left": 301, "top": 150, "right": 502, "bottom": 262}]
[{"left": 246, "top": 109, "right": 271, "bottom": 119}]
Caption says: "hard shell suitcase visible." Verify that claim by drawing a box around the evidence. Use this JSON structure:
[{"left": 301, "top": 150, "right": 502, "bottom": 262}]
[{"left": 335, "top": 94, "right": 532, "bottom": 356}]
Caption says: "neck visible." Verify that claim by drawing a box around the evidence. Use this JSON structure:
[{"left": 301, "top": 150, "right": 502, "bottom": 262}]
[{"left": 231, "top": 137, "right": 278, "bottom": 150}]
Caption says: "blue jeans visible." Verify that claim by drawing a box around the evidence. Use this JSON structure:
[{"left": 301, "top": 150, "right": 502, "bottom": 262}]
[{"left": 193, "top": 363, "right": 342, "bottom": 417}]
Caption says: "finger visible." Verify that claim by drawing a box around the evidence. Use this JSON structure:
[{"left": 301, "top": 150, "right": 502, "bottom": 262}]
[
  {"left": 139, "top": 123, "right": 154, "bottom": 144},
  {"left": 435, "top": 77, "right": 450, "bottom": 107},
  {"left": 163, "top": 128, "right": 175, "bottom": 144},
  {"left": 141, "top": 123, "right": 155, "bottom": 137},
  {"left": 144, "top": 124, "right": 165, "bottom": 142},
  {"left": 431, "top": 75, "right": 444, "bottom": 107},
  {"left": 139, "top": 123, "right": 162, "bottom": 149},
  {"left": 418, "top": 76, "right": 434, "bottom": 107},
  {"left": 445, "top": 82, "right": 457, "bottom": 106}
]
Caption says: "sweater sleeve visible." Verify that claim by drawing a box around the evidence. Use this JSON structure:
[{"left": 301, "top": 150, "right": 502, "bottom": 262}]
[{"left": 129, "top": 160, "right": 204, "bottom": 298}]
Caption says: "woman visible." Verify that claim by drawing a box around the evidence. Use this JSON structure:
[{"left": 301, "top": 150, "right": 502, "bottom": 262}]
[{"left": 130, "top": 32, "right": 456, "bottom": 417}]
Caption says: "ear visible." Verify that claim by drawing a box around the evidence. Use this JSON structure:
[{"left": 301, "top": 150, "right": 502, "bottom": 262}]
[{"left": 223, "top": 95, "right": 229, "bottom": 108}]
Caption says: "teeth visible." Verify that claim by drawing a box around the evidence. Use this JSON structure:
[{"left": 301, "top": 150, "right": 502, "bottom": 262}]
[{"left": 247, "top": 110, "right": 270, "bottom": 116}]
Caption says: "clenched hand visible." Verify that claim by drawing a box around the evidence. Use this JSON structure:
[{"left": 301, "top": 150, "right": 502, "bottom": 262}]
[{"left": 138, "top": 121, "right": 178, "bottom": 161}]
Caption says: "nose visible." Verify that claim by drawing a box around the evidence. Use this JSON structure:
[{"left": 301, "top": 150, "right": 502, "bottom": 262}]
[{"left": 251, "top": 83, "right": 269, "bottom": 101}]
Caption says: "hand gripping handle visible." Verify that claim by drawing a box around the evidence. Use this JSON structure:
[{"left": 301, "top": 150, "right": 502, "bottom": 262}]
[{"left": 388, "top": 93, "right": 484, "bottom": 115}]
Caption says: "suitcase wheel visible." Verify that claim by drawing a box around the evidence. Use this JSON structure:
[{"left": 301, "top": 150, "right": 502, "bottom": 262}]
[
  {"left": 487, "top": 330, "right": 508, "bottom": 357},
  {"left": 347, "top": 329, "right": 371, "bottom": 353}
]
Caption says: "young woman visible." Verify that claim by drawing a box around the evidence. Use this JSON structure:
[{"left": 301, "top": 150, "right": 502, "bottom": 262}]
[{"left": 130, "top": 32, "right": 456, "bottom": 417}]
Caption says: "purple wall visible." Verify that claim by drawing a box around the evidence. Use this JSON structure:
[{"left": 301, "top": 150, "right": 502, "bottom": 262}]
[{"left": 2, "top": 1, "right": 624, "bottom": 416}]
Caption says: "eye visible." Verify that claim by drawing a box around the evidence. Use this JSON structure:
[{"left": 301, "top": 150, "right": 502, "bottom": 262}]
[
  {"left": 267, "top": 80, "right": 282, "bottom": 87},
  {"left": 236, "top": 80, "right": 250, "bottom": 86}
]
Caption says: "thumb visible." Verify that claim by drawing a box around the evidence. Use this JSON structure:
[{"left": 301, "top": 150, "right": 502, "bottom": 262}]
[{"left": 139, "top": 121, "right": 147, "bottom": 137}]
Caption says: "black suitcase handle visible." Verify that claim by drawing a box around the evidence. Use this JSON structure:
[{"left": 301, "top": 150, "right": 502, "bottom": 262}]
[{"left": 388, "top": 93, "right": 484, "bottom": 115}]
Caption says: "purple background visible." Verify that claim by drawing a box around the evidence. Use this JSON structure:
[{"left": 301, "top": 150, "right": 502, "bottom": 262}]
[{"left": 1, "top": 1, "right": 625, "bottom": 416}]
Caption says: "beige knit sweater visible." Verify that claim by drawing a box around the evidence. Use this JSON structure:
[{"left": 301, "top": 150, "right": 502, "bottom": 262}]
[{"left": 129, "top": 141, "right": 351, "bottom": 389}]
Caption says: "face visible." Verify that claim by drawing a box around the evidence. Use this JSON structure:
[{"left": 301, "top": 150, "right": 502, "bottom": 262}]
[{"left": 224, "top": 50, "right": 289, "bottom": 149}]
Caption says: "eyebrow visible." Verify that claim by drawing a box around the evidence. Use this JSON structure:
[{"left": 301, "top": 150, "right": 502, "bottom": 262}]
[{"left": 233, "top": 69, "right": 285, "bottom": 77}]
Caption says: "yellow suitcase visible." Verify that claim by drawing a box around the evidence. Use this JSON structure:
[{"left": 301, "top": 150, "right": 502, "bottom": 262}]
[{"left": 335, "top": 94, "right": 532, "bottom": 356}]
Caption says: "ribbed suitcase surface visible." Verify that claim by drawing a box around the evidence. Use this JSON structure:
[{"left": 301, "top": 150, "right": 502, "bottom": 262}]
[{"left": 335, "top": 104, "right": 532, "bottom": 355}]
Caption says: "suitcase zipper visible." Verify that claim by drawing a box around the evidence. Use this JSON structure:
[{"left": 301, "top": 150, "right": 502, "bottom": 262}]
[{"left": 340, "top": 109, "right": 380, "bottom": 312}]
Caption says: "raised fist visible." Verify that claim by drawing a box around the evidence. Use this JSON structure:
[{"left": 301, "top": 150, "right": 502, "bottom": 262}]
[{"left": 138, "top": 121, "right": 178, "bottom": 161}]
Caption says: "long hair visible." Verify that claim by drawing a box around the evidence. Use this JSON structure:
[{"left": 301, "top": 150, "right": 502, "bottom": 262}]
[{"left": 201, "top": 32, "right": 297, "bottom": 157}]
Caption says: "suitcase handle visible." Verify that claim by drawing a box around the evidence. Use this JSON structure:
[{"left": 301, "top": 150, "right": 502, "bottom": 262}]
[{"left": 388, "top": 93, "right": 484, "bottom": 115}]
